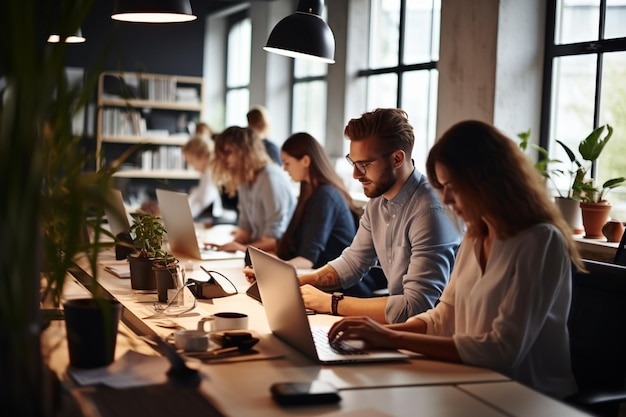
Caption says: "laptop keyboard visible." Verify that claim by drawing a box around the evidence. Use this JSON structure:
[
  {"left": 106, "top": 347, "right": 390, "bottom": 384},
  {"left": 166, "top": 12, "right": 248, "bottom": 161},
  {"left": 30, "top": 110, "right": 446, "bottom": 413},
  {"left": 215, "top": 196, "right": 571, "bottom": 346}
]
[{"left": 312, "top": 327, "right": 367, "bottom": 356}]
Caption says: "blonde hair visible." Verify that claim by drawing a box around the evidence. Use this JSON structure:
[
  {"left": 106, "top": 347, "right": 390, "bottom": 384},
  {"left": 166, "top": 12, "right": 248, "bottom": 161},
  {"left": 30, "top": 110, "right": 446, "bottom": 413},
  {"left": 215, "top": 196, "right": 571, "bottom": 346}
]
[
  {"left": 211, "top": 126, "right": 271, "bottom": 197},
  {"left": 426, "top": 120, "right": 584, "bottom": 271},
  {"left": 195, "top": 122, "right": 213, "bottom": 139},
  {"left": 182, "top": 134, "right": 214, "bottom": 159}
]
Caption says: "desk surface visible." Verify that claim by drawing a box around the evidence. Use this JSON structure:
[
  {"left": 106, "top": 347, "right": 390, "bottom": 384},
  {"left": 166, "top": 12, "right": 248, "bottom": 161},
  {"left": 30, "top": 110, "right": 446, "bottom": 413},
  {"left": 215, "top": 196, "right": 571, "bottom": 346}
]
[{"left": 51, "top": 228, "right": 589, "bottom": 417}]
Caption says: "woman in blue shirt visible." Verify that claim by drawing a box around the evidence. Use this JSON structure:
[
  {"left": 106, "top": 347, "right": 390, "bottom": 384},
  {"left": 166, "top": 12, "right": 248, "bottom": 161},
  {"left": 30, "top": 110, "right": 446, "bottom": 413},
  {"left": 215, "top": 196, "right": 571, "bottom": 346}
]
[{"left": 277, "top": 133, "right": 362, "bottom": 269}]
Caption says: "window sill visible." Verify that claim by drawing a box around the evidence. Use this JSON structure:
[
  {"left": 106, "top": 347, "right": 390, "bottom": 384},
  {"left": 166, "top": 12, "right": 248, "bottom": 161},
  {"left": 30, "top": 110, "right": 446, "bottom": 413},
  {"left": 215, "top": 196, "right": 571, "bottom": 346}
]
[{"left": 574, "top": 236, "right": 618, "bottom": 263}]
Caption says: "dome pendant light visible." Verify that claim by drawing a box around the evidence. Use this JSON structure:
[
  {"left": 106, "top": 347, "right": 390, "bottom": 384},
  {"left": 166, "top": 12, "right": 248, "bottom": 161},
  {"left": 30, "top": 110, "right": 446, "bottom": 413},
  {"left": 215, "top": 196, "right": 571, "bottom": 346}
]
[
  {"left": 112, "top": 0, "right": 197, "bottom": 23},
  {"left": 264, "top": 0, "right": 335, "bottom": 64}
]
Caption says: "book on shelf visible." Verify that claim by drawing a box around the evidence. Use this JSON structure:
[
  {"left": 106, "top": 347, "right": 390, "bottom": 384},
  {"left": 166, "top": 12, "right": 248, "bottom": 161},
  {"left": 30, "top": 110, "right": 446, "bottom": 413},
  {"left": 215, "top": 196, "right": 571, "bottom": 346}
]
[
  {"left": 138, "top": 146, "right": 186, "bottom": 171},
  {"left": 176, "top": 87, "right": 199, "bottom": 104},
  {"left": 102, "top": 108, "right": 145, "bottom": 137}
]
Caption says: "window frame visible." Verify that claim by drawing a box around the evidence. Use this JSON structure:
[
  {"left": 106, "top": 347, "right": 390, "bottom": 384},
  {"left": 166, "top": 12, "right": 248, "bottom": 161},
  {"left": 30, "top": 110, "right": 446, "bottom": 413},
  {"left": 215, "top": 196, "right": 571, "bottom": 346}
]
[
  {"left": 354, "top": 0, "right": 440, "bottom": 172},
  {"left": 224, "top": 9, "right": 251, "bottom": 127},
  {"left": 540, "top": 0, "right": 626, "bottom": 178}
]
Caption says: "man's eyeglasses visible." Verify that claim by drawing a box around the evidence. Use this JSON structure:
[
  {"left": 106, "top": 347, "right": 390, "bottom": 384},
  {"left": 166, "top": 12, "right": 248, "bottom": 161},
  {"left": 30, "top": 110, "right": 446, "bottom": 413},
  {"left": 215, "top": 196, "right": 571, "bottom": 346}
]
[{"left": 345, "top": 152, "right": 392, "bottom": 175}]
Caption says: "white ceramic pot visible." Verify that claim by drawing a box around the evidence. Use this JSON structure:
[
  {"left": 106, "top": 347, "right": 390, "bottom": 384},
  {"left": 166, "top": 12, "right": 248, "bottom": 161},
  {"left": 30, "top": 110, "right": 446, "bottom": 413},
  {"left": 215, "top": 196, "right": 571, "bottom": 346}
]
[{"left": 555, "top": 197, "right": 584, "bottom": 235}]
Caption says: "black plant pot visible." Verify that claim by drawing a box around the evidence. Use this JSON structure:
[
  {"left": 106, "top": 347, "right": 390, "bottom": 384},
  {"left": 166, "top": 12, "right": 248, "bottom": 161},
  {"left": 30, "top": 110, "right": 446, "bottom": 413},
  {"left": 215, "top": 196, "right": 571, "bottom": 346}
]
[
  {"left": 154, "top": 262, "right": 180, "bottom": 303},
  {"left": 128, "top": 255, "right": 157, "bottom": 290},
  {"left": 63, "top": 298, "right": 123, "bottom": 368}
]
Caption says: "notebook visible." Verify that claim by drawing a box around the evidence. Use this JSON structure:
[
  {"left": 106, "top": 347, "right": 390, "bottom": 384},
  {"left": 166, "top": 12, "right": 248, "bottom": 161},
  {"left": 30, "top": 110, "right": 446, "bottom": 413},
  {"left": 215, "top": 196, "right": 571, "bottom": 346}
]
[
  {"left": 104, "top": 189, "right": 132, "bottom": 237},
  {"left": 156, "top": 189, "right": 245, "bottom": 261},
  {"left": 248, "top": 246, "right": 411, "bottom": 364}
]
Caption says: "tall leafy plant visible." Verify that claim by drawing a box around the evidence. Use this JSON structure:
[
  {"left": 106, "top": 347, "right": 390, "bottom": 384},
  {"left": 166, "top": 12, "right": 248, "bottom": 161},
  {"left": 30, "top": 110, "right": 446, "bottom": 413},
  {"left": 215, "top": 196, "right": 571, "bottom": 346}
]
[
  {"left": 0, "top": 0, "right": 121, "bottom": 415},
  {"left": 556, "top": 125, "right": 625, "bottom": 202},
  {"left": 517, "top": 129, "right": 563, "bottom": 189}
]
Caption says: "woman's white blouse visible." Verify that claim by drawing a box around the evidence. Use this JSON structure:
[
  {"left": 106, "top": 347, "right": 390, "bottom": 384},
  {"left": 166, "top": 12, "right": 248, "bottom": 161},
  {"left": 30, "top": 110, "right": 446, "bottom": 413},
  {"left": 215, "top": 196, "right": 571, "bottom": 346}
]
[{"left": 413, "top": 223, "right": 578, "bottom": 399}]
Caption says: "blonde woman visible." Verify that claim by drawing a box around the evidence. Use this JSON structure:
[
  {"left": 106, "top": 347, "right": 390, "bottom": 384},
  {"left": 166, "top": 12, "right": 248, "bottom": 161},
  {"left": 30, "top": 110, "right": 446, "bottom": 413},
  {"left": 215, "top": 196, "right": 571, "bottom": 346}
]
[
  {"left": 181, "top": 134, "right": 223, "bottom": 220},
  {"left": 209, "top": 126, "right": 295, "bottom": 253}
]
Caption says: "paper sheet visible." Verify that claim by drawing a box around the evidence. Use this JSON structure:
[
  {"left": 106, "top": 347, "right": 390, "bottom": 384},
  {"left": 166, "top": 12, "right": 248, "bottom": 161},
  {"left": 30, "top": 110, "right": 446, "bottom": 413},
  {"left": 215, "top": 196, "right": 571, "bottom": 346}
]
[
  {"left": 70, "top": 351, "right": 170, "bottom": 388},
  {"left": 102, "top": 261, "right": 131, "bottom": 278}
]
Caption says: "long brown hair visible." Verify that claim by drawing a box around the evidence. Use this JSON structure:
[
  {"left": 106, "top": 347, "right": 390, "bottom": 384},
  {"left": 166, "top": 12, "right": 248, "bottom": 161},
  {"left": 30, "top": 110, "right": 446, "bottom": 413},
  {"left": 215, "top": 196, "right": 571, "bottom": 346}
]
[
  {"left": 211, "top": 126, "right": 271, "bottom": 197},
  {"left": 277, "top": 133, "right": 362, "bottom": 260},
  {"left": 426, "top": 120, "right": 583, "bottom": 271}
]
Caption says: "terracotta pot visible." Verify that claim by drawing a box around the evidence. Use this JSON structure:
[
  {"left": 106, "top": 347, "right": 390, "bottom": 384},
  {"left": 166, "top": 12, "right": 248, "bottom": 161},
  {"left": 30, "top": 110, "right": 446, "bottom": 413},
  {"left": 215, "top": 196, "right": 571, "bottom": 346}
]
[
  {"left": 580, "top": 201, "right": 612, "bottom": 239},
  {"left": 602, "top": 219, "right": 625, "bottom": 243},
  {"left": 555, "top": 197, "right": 584, "bottom": 235}
]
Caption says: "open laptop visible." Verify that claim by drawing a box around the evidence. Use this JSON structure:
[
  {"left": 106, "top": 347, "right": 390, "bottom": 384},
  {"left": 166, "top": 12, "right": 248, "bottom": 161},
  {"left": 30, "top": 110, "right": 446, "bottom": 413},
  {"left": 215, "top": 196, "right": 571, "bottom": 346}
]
[
  {"left": 248, "top": 246, "right": 411, "bottom": 364},
  {"left": 104, "top": 189, "right": 132, "bottom": 237},
  {"left": 156, "top": 188, "right": 244, "bottom": 261}
]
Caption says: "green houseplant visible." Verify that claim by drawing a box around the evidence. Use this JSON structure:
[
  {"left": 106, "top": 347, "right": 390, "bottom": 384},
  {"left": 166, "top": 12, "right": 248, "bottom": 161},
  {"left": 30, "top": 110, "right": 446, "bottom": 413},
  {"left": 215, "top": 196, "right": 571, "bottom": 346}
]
[
  {"left": 556, "top": 124, "right": 625, "bottom": 238},
  {"left": 0, "top": 0, "right": 131, "bottom": 413},
  {"left": 127, "top": 213, "right": 169, "bottom": 290},
  {"left": 517, "top": 129, "right": 586, "bottom": 233},
  {"left": 517, "top": 129, "right": 563, "bottom": 184}
]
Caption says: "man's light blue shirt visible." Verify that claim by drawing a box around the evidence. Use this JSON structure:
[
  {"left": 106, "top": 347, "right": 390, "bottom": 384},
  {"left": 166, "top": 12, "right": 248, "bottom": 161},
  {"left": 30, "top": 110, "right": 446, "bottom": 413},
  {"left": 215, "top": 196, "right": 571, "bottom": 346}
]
[{"left": 329, "top": 169, "right": 461, "bottom": 323}]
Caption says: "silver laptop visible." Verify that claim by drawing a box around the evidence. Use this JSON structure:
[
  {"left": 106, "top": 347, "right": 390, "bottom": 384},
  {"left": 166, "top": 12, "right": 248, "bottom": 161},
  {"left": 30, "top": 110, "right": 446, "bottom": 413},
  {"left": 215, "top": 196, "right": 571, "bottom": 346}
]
[
  {"left": 104, "top": 189, "right": 132, "bottom": 236},
  {"left": 155, "top": 188, "right": 244, "bottom": 261},
  {"left": 248, "top": 246, "right": 411, "bottom": 364}
]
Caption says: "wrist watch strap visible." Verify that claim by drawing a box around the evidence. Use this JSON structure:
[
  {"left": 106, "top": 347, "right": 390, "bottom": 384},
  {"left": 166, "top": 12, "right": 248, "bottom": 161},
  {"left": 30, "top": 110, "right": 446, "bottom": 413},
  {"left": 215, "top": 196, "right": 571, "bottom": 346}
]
[{"left": 331, "top": 292, "right": 344, "bottom": 316}]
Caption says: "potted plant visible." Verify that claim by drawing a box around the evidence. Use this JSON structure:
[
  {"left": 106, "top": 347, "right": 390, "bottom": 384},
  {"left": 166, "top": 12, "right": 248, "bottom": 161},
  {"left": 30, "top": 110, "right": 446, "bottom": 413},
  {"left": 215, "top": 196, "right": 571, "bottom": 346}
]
[
  {"left": 517, "top": 129, "right": 564, "bottom": 183},
  {"left": 0, "top": 0, "right": 130, "bottom": 411},
  {"left": 517, "top": 129, "right": 585, "bottom": 233},
  {"left": 127, "top": 213, "right": 167, "bottom": 290},
  {"left": 556, "top": 125, "right": 625, "bottom": 238},
  {"left": 152, "top": 252, "right": 182, "bottom": 303}
]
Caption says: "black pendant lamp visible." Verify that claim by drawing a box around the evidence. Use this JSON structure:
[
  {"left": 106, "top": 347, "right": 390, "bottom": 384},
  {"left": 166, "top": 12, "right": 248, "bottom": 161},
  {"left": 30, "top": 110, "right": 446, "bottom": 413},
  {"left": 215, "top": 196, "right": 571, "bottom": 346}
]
[
  {"left": 112, "top": 0, "right": 197, "bottom": 23},
  {"left": 264, "top": 0, "right": 335, "bottom": 64}
]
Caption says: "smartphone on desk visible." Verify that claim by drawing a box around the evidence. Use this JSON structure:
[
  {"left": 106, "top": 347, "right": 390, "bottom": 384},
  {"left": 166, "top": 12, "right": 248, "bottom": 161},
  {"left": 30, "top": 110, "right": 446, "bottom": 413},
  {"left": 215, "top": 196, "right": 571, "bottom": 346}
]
[{"left": 270, "top": 381, "right": 341, "bottom": 406}]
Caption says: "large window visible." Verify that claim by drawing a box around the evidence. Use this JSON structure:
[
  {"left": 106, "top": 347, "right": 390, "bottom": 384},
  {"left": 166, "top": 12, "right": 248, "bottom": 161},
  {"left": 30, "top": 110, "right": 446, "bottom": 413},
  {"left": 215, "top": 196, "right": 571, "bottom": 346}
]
[
  {"left": 542, "top": 0, "right": 626, "bottom": 219},
  {"left": 224, "top": 12, "right": 251, "bottom": 128},
  {"left": 357, "top": 0, "right": 440, "bottom": 172},
  {"left": 291, "top": 58, "right": 328, "bottom": 146}
]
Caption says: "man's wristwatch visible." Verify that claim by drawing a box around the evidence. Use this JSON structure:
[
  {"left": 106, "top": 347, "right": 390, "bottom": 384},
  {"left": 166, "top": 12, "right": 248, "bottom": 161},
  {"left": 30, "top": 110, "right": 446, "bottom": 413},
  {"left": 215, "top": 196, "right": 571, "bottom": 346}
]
[{"left": 331, "top": 292, "right": 344, "bottom": 316}]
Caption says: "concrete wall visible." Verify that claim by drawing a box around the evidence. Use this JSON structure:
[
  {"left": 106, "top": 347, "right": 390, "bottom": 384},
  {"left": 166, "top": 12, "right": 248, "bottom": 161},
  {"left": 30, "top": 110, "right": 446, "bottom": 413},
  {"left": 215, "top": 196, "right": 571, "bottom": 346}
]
[{"left": 436, "top": 0, "right": 545, "bottom": 142}]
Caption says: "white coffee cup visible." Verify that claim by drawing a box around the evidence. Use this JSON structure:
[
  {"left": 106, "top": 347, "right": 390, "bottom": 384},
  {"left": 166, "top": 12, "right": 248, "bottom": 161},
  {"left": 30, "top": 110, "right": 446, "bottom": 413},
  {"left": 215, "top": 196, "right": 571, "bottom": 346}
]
[
  {"left": 173, "top": 330, "right": 210, "bottom": 352},
  {"left": 199, "top": 312, "right": 248, "bottom": 332}
]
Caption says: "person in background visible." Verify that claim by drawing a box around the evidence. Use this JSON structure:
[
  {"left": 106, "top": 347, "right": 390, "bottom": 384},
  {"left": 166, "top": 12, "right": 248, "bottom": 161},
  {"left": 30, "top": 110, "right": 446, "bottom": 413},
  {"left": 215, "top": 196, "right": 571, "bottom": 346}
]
[
  {"left": 247, "top": 105, "right": 282, "bottom": 166},
  {"left": 138, "top": 134, "right": 223, "bottom": 222},
  {"left": 208, "top": 126, "right": 295, "bottom": 253},
  {"left": 181, "top": 134, "right": 223, "bottom": 221},
  {"left": 298, "top": 108, "right": 461, "bottom": 324},
  {"left": 195, "top": 121, "right": 214, "bottom": 139},
  {"left": 244, "top": 132, "right": 362, "bottom": 280},
  {"left": 328, "top": 120, "right": 583, "bottom": 399}
]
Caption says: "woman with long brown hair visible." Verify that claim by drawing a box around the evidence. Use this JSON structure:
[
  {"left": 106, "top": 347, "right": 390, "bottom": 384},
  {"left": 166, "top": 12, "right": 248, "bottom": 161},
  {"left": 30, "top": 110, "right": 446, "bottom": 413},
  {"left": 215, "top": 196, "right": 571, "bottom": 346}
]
[
  {"left": 277, "top": 132, "right": 362, "bottom": 269},
  {"left": 328, "top": 120, "right": 583, "bottom": 399}
]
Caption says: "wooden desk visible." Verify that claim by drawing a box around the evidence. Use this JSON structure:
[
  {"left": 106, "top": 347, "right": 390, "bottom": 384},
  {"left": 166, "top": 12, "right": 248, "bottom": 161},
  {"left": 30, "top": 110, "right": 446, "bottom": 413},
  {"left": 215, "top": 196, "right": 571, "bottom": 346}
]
[
  {"left": 51, "top": 243, "right": 588, "bottom": 417},
  {"left": 458, "top": 381, "right": 590, "bottom": 417}
]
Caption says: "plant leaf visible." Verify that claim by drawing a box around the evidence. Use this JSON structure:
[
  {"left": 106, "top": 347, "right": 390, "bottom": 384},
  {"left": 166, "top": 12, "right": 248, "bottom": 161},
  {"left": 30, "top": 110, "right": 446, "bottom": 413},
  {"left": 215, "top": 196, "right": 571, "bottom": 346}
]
[{"left": 579, "top": 124, "right": 613, "bottom": 162}]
